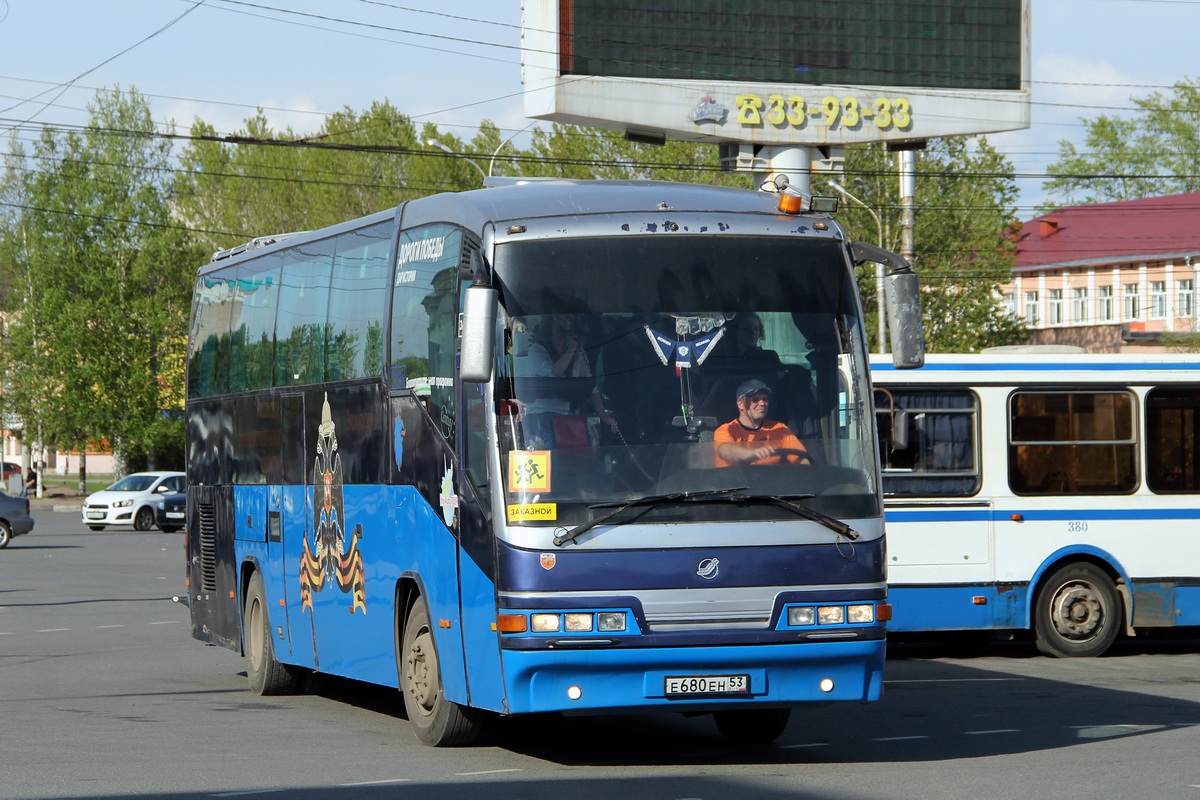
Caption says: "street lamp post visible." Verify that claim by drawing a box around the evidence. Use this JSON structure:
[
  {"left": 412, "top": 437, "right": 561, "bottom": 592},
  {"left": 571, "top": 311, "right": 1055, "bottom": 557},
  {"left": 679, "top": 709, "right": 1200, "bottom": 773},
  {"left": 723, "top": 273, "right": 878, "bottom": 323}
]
[
  {"left": 828, "top": 180, "right": 887, "bottom": 354},
  {"left": 427, "top": 122, "right": 537, "bottom": 183},
  {"left": 425, "top": 139, "right": 486, "bottom": 181}
]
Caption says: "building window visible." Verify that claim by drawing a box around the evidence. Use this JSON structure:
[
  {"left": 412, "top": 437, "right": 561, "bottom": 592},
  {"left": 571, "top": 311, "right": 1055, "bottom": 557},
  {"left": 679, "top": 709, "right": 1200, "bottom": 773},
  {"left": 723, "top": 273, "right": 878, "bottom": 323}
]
[
  {"left": 1149, "top": 281, "right": 1167, "bottom": 319},
  {"left": 1024, "top": 291, "right": 1040, "bottom": 326},
  {"left": 1124, "top": 283, "right": 1141, "bottom": 321},
  {"left": 1071, "top": 287, "right": 1089, "bottom": 323},
  {"left": 1001, "top": 292, "right": 1015, "bottom": 317},
  {"left": 1097, "top": 285, "right": 1114, "bottom": 322},
  {"left": 1048, "top": 289, "right": 1064, "bottom": 325},
  {"left": 1178, "top": 279, "right": 1194, "bottom": 318}
]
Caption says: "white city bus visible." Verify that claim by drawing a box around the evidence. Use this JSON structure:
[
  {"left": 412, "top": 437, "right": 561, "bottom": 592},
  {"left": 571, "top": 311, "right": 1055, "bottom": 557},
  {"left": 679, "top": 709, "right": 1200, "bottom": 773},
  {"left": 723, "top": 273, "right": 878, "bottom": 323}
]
[{"left": 871, "top": 352, "right": 1200, "bottom": 657}]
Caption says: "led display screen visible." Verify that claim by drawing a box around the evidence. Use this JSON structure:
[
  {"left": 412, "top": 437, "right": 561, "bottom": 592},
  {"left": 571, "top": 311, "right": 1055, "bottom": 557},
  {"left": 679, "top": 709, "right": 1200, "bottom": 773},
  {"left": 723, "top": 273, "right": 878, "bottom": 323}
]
[{"left": 559, "top": 0, "right": 1021, "bottom": 91}]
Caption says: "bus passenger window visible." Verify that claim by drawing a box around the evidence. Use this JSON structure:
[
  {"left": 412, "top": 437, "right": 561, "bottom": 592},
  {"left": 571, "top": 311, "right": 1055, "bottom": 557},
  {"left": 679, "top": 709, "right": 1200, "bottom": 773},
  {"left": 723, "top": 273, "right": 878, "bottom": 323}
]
[
  {"left": 1008, "top": 391, "right": 1137, "bottom": 495},
  {"left": 1146, "top": 388, "right": 1200, "bottom": 493},
  {"left": 877, "top": 389, "right": 979, "bottom": 497}
]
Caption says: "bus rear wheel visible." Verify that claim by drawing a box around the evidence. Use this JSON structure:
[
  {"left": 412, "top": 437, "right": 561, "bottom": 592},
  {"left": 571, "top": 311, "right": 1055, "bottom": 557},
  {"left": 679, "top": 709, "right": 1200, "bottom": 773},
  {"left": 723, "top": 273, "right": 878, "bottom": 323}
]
[
  {"left": 399, "top": 599, "right": 482, "bottom": 746},
  {"left": 713, "top": 708, "right": 791, "bottom": 744},
  {"left": 1033, "top": 563, "right": 1120, "bottom": 658},
  {"left": 244, "top": 571, "right": 299, "bottom": 695}
]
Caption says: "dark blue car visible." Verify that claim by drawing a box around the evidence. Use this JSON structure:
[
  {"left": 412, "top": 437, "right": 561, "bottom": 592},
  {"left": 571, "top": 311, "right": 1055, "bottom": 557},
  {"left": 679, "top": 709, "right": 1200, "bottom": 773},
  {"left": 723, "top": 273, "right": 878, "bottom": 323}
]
[
  {"left": 0, "top": 491, "right": 34, "bottom": 548},
  {"left": 155, "top": 491, "right": 186, "bottom": 533}
]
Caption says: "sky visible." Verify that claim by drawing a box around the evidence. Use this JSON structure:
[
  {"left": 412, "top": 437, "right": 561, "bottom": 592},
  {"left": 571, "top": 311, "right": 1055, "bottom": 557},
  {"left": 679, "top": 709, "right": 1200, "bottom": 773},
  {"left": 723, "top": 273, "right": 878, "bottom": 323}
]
[{"left": 1, "top": 0, "right": 1198, "bottom": 221}]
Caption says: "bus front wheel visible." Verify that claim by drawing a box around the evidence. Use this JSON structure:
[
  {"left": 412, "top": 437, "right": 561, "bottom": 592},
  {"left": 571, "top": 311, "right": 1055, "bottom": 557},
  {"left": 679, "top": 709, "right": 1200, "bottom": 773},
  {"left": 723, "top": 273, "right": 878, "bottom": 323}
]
[
  {"left": 1033, "top": 563, "right": 1120, "bottom": 658},
  {"left": 399, "top": 600, "right": 482, "bottom": 746},
  {"left": 244, "top": 571, "right": 299, "bottom": 695}
]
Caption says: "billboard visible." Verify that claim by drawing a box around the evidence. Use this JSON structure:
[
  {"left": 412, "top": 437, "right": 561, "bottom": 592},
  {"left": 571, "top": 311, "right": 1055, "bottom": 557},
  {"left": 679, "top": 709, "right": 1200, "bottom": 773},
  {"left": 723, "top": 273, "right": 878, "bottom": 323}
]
[{"left": 523, "top": 0, "right": 1030, "bottom": 147}]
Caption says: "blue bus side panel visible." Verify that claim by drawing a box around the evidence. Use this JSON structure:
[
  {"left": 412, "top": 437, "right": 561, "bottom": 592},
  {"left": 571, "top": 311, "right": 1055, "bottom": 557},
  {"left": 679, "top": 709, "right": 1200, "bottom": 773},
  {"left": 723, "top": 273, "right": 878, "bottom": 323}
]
[
  {"left": 393, "top": 486, "right": 469, "bottom": 703},
  {"left": 278, "top": 484, "right": 316, "bottom": 669},
  {"left": 500, "top": 640, "right": 884, "bottom": 715},
  {"left": 457, "top": 543, "right": 505, "bottom": 712},
  {"left": 888, "top": 585, "right": 1028, "bottom": 632},
  {"left": 1132, "top": 582, "right": 1200, "bottom": 627}
]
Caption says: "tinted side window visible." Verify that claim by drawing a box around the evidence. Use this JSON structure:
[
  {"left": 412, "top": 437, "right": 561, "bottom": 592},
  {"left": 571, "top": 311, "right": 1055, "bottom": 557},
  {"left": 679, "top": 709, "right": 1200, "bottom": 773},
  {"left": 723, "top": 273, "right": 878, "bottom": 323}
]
[
  {"left": 327, "top": 221, "right": 392, "bottom": 381},
  {"left": 877, "top": 388, "right": 979, "bottom": 496},
  {"left": 1008, "top": 391, "right": 1137, "bottom": 495},
  {"left": 1146, "top": 387, "right": 1200, "bottom": 493},
  {"left": 187, "top": 270, "right": 236, "bottom": 398},
  {"left": 275, "top": 238, "right": 335, "bottom": 386},
  {"left": 229, "top": 253, "right": 282, "bottom": 392},
  {"left": 390, "top": 225, "right": 464, "bottom": 441}
]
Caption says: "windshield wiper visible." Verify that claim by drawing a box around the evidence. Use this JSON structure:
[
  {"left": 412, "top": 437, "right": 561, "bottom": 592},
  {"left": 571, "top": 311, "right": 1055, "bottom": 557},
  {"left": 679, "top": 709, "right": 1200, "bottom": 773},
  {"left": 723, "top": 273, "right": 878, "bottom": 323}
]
[
  {"left": 553, "top": 487, "right": 748, "bottom": 547},
  {"left": 735, "top": 493, "right": 860, "bottom": 540}
]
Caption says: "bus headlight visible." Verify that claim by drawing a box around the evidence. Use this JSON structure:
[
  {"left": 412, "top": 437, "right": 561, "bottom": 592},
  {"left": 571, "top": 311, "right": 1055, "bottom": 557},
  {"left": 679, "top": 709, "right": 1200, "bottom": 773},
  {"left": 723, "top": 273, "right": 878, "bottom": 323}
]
[
  {"left": 817, "top": 606, "right": 844, "bottom": 625},
  {"left": 597, "top": 612, "right": 626, "bottom": 632},
  {"left": 531, "top": 613, "right": 560, "bottom": 632},
  {"left": 563, "top": 613, "right": 593, "bottom": 632},
  {"left": 788, "top": 606, "right": 816, "bottom": 626},
  {"left": 847, "top": 605, "right": 875, "bottom": 624}
]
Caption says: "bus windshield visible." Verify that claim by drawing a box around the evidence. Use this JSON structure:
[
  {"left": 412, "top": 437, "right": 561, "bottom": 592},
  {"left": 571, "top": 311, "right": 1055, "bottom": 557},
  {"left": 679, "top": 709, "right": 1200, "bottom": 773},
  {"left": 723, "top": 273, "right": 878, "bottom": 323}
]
[{"left": 493, "top": 235, "right": 878, "bottom": 527}]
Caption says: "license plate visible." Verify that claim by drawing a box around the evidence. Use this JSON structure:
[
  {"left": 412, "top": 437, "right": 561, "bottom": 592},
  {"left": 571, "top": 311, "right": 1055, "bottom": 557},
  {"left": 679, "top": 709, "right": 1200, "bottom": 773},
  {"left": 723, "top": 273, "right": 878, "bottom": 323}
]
[
  {"left": 86, "top": 510, "right": 105, "bottom": 520},
  {"left": 664, "top": 674, "right": 750, "bottom": 696},
  {"left": 165, "top": 511, "right": 185, "bottom": 519}
]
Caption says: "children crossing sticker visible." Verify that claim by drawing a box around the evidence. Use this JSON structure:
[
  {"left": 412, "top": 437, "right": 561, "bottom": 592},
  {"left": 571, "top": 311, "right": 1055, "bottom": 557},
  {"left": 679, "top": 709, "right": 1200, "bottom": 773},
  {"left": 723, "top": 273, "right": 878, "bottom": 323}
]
[{"left": 508, "top": 450, "right": 551, "bottom": 493}]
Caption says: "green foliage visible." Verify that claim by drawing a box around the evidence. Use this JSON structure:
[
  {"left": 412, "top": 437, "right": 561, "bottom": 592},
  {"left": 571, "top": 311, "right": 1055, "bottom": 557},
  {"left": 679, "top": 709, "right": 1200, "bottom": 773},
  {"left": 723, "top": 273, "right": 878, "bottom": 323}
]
[
  {"left": 174, "top": 101, "right": 450, "bottom": 253},
  {"left": 0, "top": 88, "right": 202, "bottom": 469},
  {"left": 843, "top": 139, "right": 1028, "bottom": 353},
  {"left": 1044, "top": 78, "right": 1200, "bottom": 205}
]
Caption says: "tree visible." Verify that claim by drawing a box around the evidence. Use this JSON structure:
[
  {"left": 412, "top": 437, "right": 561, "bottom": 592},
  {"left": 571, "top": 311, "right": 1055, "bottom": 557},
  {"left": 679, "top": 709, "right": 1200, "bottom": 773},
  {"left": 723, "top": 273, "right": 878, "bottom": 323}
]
[
  {"left": 1044, "top": 78, "right": 1200, "bottom": 205},
  {"left": 842, "top": 138, "right": 1028, "bottom": 352},
  {"left": 0, "top": 88, "right": 202, "bottom": 487},
  {"left": 175, "top": 101, "right": 454, "bottom": 253}
]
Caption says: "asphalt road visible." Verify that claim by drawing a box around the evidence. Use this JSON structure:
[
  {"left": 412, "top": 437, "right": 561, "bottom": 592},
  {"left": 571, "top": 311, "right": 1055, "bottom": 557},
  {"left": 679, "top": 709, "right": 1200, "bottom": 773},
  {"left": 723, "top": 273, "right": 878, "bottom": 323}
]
[{"left": 4, "top": 511, "right": 1200, "bottom": 800}]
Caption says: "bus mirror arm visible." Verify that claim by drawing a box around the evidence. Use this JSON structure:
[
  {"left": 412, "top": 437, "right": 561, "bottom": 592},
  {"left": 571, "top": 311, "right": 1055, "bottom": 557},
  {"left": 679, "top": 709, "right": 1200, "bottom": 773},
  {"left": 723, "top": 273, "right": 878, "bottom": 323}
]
[{"left": 460, "top": 253, "right": 498, "bottom": 383}]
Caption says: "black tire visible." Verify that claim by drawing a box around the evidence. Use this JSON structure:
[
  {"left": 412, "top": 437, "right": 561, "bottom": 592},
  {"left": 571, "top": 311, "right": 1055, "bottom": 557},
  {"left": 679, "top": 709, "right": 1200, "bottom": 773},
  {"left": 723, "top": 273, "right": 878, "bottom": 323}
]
[
  {"left": 87, "top": 525, "right": 106, "bottom": 531},
  {"left": 399, "top": 599, "right": 482, "bottom": 746},
  {"left": 713, "top": 708, "right": 792, "bottom": 744},
  {"left": 133, "top": 506, "right": 155, "bottom": 531},
  {"left": 1034, "top": 563, "right": 1121, "bottom": 658},
  {"left": 0, "top": 522, "right": 11, "bottom": 548},
  {"left": 244, "top": 571, "right": 298, "bottom": 695}
]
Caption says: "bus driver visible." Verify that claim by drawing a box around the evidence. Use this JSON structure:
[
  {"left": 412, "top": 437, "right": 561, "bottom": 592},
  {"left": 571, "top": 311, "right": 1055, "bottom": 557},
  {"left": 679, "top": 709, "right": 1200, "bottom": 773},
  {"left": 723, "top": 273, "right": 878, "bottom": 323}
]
[{"left": 714, "top": 380, "right": 811, "bottom": 467}]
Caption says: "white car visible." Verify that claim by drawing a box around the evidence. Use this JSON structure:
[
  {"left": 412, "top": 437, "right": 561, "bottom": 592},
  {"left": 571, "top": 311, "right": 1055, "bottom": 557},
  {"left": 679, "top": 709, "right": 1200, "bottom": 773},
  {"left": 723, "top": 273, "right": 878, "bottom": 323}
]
[{"left": 82, "top": 471, "right": 186, "bottom": 531}]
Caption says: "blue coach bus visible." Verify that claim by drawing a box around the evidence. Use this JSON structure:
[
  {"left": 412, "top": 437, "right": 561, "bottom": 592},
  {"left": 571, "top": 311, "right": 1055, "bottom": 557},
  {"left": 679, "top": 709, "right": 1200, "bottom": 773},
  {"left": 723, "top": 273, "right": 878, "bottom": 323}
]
[{"left": 183, "top": 179, "right": 923, "bottom": 745}]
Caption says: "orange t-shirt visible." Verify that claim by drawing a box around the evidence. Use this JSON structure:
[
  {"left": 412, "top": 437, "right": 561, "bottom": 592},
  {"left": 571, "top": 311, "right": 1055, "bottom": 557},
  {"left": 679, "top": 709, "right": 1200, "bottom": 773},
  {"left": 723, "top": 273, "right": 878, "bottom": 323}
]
[{"left": 713, "top": 419, "right": 808, "bottom": 467}]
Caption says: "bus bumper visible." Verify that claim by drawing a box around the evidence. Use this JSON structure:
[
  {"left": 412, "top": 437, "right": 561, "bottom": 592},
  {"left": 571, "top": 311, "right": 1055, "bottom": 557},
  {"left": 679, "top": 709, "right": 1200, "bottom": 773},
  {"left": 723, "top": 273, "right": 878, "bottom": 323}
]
[{"left": 499, "top": 639, "right": 885, "bottom": 715}]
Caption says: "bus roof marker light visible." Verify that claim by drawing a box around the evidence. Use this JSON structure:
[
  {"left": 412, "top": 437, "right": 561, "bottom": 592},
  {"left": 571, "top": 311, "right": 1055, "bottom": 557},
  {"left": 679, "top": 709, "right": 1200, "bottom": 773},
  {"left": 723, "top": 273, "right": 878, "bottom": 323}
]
[
  {"left": 567, "top": 686, "right": 583, "bottom": 701},
  {"left": 819, "top": 678, "right": 835, "bottom": 693}
]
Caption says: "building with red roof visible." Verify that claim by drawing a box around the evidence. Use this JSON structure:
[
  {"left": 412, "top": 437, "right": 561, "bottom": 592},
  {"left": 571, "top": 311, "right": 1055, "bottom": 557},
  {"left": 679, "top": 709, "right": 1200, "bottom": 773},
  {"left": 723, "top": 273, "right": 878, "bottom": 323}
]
[{"left": 1007, "top": 193, "right": 1200, "bottom": 352}]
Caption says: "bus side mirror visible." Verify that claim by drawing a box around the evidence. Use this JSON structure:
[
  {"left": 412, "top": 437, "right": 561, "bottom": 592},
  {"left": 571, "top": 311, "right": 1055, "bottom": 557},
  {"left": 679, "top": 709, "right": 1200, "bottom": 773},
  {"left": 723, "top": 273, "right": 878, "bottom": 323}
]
[
  {"left": 460, "top": 254, "right": 497, "bottom": 383},
  {"left": 885, "top": 270, "right": 925, "bottom": 369},
  {"left": 849, "top": 241, "right": 925, "bottom": 369}
]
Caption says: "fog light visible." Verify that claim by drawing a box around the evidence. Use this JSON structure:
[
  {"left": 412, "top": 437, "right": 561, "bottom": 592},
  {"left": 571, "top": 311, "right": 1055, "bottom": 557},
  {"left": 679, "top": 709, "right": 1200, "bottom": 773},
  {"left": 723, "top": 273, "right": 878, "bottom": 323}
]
[
  {"left": 564, "top": 613, "right": 593, "bottom": 632},
  {"left": 788, "top": 606, "right": 815, "bottom": 626},
  {"left": 597, "top": 612, "right": 626, "bottom": 632},
  {"left": 531, "top": 613, "right": 560, "bottom": 632},
  {"left": 819, "top": 678, "right": 835, "bottom": 693},
  {"left": 847, "top": 604, "right": 875, "bottom": 624},
  {"left": 817, "top": 606, "right": 844, "bottom": 625}
]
